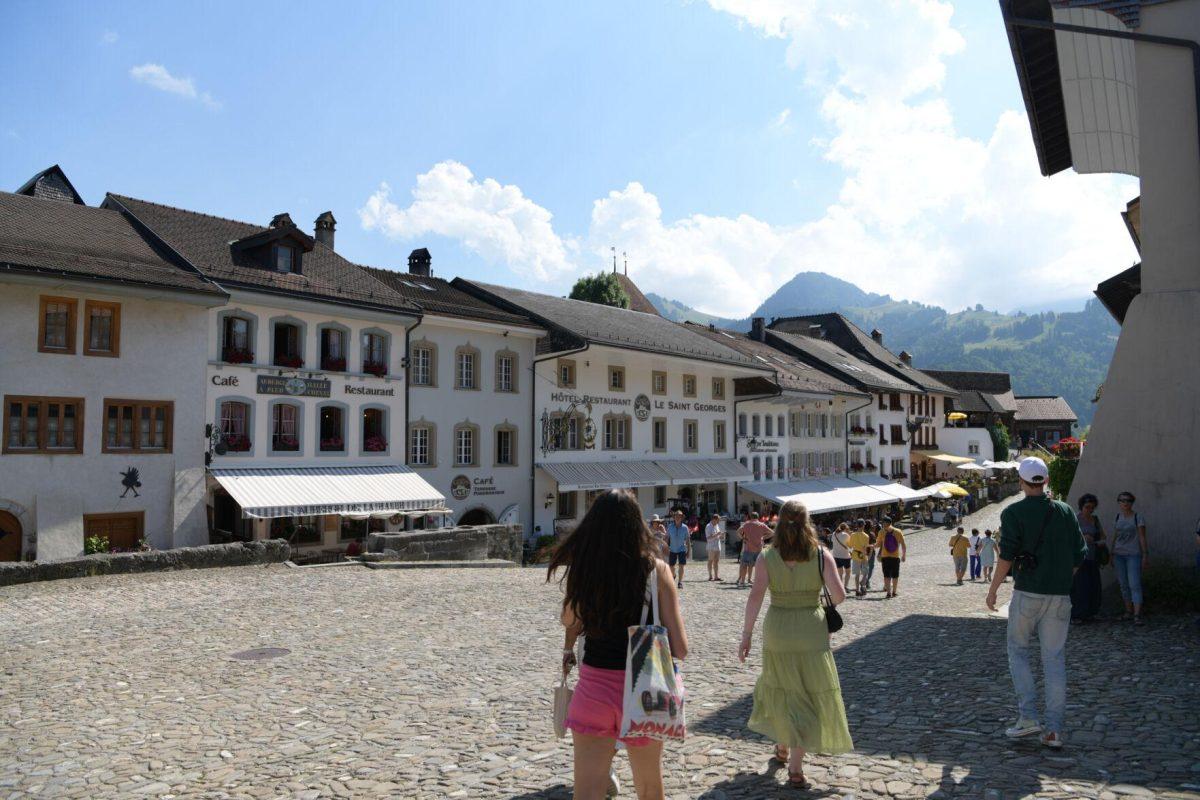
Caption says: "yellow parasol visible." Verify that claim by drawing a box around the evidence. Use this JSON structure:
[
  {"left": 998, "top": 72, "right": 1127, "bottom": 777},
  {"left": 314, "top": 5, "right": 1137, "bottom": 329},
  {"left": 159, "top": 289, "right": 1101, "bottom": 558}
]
[
  {"left": 947, "top": 412, "right": 967, "bottom": 421},
  {"left": 931, "top": 481, "right": 969, "bottom": 497}
]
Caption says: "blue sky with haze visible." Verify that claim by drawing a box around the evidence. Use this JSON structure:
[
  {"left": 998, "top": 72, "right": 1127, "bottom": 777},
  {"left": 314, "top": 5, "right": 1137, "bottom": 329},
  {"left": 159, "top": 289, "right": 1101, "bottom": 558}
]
[{"left": 0, "top": 1, "right": 1138, "bottom": 315}]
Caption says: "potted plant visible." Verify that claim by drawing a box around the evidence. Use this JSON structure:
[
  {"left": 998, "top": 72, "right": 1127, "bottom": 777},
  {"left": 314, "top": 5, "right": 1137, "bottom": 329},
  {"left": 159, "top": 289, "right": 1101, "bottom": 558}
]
[
  {"left": 321, "top": 356, "right": 347, "bottom": 372},
  {"left": 222, "top": 347, "right": 254, "bottom": 364},
  {"left": 274, "top": 353, "right": 304, "bottom": 369},
  {"left": 362, "top": 360, "right": 388, "bottom": 377},
  {"left": 363, "top": 435, "right": 388, "bottom": 452},
  {"left": 224, "top": 433, "right": 252, "bottom": 452}
]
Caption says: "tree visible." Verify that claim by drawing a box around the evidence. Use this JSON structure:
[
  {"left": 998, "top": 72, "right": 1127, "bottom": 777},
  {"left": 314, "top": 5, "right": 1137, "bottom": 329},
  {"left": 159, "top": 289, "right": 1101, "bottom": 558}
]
[
  {"left": 569, "top": 272, "right": 630, "bottom": 309},
  {"left": 988, "top": 424, "right": 1010, "bottom": 462}
]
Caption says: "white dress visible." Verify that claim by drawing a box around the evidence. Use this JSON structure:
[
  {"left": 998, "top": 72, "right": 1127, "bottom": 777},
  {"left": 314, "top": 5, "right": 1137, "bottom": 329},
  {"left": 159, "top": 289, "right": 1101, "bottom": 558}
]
[{"left": 978, "top": 536, "right": 997, "bottom": 568}]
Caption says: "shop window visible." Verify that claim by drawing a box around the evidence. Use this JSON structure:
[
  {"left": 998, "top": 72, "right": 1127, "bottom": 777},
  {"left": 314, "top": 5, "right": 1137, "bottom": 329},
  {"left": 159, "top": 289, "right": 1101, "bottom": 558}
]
[
  {"left": 272, "top": 515, "right": 321, "bottom": 546},
  {"left": 219, "top": 400, "right": 252, "bottom": 452},
  {"left": 319, "top": 405, "right": 345, "bottom": 452},
  {"left": 557, "top": 491, "right": 577, "bottom": 518},
  {"left": 362, "top": 407, "right": 387, "bottom": 453},
  {"left": 362, "top": 331, "right": 389, "bottom": 376},
  {"left": 84, "top": 300, "right": 120, "bottom": 357},
  {"left": 103, "top": 399, "right": 173, "bottom": 453},
  {"left": 272, "top": 403, "right": 300, "bottom": 452},
  {"left": 652, "top": 418, "right": 667, "bottom": 451},
  {"left": 495, "top": 425, "right": 517, "bottom": 466},
  {"left": 340, "top": 518, "right": 369, "bottom": 542},
  {"left": 410, "top": 342, "right": 436, "bottom": 386},
  {"left": 683, "top": 419, "right": 698, "bottom": 452},
  {"left": 3, "top": 396, "right": 84, "bottom": 454},
  {"left": 609, "top": 366, "right": 625, "bottom": 391},
  {"left": 38, "top": 296, "right": 77, "bottom": 354},
  {"left": 495, "top": 351, "right": 517, "bottom": 393}
]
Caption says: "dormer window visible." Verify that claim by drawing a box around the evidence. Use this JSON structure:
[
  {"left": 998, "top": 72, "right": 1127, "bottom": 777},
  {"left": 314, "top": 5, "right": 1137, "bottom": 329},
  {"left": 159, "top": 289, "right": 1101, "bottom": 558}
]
[{"left": 273, "top": 244, "right": 295, "bottom": 273}]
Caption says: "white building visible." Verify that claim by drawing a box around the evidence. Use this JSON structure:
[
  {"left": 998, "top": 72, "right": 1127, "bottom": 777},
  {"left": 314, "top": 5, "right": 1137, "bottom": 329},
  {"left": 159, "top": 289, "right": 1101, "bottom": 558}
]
[
  {"left": 366, "top": 251, "right": 545, "bottom": 532},
  {"left": 454, "top": 280, "right": 772, "bottom": 538},
  {"left": 0, "top": 167, "right": 229, "bottom": 560},
  {"left": 101, "top": 195, "right": 445, "bottom": 555}
]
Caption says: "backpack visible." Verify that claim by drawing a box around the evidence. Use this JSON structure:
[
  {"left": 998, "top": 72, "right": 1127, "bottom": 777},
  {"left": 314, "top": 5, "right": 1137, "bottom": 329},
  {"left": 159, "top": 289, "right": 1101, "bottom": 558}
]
[{"left": 884, "top": 531, "right": 898, "bottom": 553}]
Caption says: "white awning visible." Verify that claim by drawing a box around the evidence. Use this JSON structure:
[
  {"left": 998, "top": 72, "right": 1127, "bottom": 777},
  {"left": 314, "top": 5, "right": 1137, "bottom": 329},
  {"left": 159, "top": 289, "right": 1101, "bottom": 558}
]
[
  {"left": 538, "top": 460, "right": 671, "bottom": 492},
  {"left": 740, "top": 478, "right": 895, "bottom": 516},
  {"left": 655, "top": 458, "right": 753, "bottom": 484},
  {"left": 850, "top": 474, "right": 928, "bottom": 503},
  {"left": 209, "top": 465, "right": 445, "bottom": 519},
  {"left": 920, "top": 452, "right": 977, "bottom": 465}
]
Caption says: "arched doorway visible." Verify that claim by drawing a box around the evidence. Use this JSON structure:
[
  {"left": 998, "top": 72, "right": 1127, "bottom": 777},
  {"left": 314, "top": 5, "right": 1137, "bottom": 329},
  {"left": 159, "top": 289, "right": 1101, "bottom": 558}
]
[
  {"left": 458, "top": 507, "right": 496, "bottom": 527},
  {"left": 0, "top": 511, "right": 22, "bottom": 561}
]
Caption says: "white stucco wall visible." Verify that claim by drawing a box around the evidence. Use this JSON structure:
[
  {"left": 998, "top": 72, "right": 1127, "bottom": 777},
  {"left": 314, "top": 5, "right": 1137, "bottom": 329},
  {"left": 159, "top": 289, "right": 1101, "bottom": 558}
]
[
  {"left": 405, "top": 314, "right": 540, "bottom": 533},
  {"left": 0, "top": 278, "right": 215, "bottom": 559},
  {"left": 532, "top": 345, "right": 766, "bottom": 537}
]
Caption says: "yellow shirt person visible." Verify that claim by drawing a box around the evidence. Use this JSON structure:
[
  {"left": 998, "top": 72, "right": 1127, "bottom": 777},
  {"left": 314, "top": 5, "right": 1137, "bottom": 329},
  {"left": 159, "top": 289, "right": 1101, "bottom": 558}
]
[
  {"left": 949, "top": 532, "right": 970, "bottom": 558},
  {"left": 847, "top": 530, "right": 871, "bottom": 562}
]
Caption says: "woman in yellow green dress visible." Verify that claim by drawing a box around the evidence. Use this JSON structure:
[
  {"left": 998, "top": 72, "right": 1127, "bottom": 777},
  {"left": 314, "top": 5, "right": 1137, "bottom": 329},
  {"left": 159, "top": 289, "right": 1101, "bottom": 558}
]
[{"left": 738, "top": 499, "right": 853, "bottom": 790}]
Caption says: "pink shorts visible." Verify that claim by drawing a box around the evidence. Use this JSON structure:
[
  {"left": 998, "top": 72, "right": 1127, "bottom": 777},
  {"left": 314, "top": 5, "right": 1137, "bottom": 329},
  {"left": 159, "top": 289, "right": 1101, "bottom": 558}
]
[{"left": 564, "top": 664, "right": 654, "bottom": 747}]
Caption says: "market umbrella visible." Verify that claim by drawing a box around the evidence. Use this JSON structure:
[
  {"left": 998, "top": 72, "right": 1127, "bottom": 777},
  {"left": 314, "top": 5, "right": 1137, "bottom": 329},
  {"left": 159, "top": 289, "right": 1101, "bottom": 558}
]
[
  {"left": 947, "top": 412, "right": 968, "bottom": 421},
  {"left": 930, "top": 481, "right": 969, "bottom": 497},
  {"left": 956, "top": 463, "right": 986, "bottom": 471}
]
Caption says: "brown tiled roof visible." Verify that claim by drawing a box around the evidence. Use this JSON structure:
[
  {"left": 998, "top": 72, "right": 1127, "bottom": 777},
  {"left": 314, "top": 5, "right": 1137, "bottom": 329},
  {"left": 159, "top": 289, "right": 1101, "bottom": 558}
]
[
  {"left": 683, "top": 323, "right": 864, "bottom": 397},
  {"left": 1014, "top": 395, "right": 1077, "bottom": 422},
  {"left": 0, "top": 191, "right": 224, "bottom": 297},
  {"left": 922, "top": 369, "right": 1018, "bottom": 413},
  {"left": 361, "top": 266, "right": 539, "bottom": 328},
  {"left": 764, "top": 328, "right": 923, "bottom": 394},
  {"left": 106, "top": 194, "right": 419, "bottom": 314},
  {"left": 614, "top": 273, "right": 659, "bottom": 315}
]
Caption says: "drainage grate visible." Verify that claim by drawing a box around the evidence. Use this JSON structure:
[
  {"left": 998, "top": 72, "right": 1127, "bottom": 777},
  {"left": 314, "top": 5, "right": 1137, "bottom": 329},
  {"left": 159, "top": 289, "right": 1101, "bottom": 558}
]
[{"left": 230, "top": 647, "right": 291, "bottom": 661}]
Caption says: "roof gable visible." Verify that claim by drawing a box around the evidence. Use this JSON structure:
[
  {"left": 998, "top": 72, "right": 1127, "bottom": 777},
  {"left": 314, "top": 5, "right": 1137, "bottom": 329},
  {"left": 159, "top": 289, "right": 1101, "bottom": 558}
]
[
  {"left": 362, "top": 266, "right": 539, "bottom": 327},
  {"left": 764, "top": 328, "right": 921, "bottom": 393},
  {"left": 1014, "top": 395, "right": 1078, "bottom": 422},
  {"left": 15, "top": 165, "right": 86, "bottom": 205},
  {"left": 683, "top": 323, "right": 862, "bottom": 396}
]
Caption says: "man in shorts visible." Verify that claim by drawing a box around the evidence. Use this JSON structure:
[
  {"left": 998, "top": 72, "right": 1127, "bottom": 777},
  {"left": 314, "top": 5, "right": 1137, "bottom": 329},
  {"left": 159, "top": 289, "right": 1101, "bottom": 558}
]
[
  {"left": 665, "top": 509, "right": 691, "bottom": 588},
  {"left": 736, "top": 512, "right": 772, "bottom": 588},
  {"left": 950, "top": 526, "right": 970, "bottom": 585},
  {"left": 705, "top": 513, "right": 725, "bottom": 581},
  {"left": 847, "top": 522, "right": 872, "bottom": 597},
  {"left": 878, "top": 516, "right": 907, "bottom": 598}
]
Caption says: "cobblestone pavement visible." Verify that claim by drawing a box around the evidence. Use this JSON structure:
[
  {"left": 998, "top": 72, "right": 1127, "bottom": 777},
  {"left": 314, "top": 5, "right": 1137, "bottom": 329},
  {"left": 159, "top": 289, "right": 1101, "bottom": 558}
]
[{"left": 2, "top": 496, "right": 1198, "bottom": 800}]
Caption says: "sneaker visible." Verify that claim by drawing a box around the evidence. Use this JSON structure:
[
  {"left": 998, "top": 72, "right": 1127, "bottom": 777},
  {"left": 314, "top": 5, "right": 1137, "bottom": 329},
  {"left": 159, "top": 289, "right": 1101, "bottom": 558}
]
[
  {"left": 1040, "top": 731, "right": 1064, "bottom": 749},
  {"left": 677, "top": 581, "right": 683, "bottom": 589},
  {"left": 1005, "top": 719, "right": 1042, "bottom": 738},
  {"left": 607, "top": 768, "right": 621, "bottom": 797}
]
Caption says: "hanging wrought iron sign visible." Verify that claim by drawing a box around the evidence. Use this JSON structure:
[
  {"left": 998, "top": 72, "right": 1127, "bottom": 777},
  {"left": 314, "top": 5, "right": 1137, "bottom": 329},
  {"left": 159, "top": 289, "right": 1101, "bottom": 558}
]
[{"left": 540, "top": 399, "right": 596, "bottom": 456}]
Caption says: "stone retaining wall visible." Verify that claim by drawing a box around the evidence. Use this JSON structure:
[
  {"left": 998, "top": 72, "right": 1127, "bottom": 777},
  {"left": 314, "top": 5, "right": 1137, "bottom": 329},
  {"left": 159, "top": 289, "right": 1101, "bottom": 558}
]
[
  {"left": 366, "top": 524, "right": 522, "bottom": 563},
  {"left": 0, "top": 540, "right": 291, "bottom": 588}
]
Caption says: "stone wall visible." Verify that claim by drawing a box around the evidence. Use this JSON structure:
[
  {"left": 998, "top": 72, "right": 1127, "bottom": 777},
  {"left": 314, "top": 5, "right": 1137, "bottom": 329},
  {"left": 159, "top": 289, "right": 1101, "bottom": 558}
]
[
  {"left": 367, "top": 524, "right": 522, "bottom": 563},
  {"left": 0, "top": 540, "right": 291, "bottom": 588}
]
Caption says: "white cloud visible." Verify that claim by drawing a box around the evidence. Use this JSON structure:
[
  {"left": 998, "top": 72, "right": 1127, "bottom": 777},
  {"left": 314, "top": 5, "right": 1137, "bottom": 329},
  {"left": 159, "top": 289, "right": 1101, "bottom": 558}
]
[
  {"left": 359, "top": 162, "right": 577, "bottom": 282},
  {"left": 129, "top": 63, "right": 220, "bottom": 109},
  {"left": 101, "top": 30, "right": 119, "bottom": 45},
  {"left": 769, "top": 107, "right": 793, "bottom": 132},
  {"left": 361, "top": 0, "right": 1137, "bottom": 316}
]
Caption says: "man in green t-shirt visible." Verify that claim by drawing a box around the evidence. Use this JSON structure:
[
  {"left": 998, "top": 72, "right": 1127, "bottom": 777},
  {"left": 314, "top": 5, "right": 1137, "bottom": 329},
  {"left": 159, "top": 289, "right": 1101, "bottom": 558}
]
[{"left": 986, "top": 457, "right": 1085, "bottom": 751}]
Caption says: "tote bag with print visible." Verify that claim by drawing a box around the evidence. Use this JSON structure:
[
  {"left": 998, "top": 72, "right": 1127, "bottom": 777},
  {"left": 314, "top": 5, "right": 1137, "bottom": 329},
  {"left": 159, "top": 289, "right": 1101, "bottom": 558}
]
[{"left": 619, "top": 570, "right": 686, "bottom": 741}]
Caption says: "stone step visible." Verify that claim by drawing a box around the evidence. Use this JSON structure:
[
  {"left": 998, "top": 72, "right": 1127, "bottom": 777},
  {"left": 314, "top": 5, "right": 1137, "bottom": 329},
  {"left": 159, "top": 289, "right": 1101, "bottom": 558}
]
[{"left": 362, "top": 559, "right": 519, "bottom": 570}]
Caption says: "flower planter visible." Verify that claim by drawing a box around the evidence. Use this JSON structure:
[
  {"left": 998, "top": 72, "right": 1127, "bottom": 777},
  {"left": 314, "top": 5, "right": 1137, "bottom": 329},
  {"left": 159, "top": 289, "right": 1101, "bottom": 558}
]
[{"left": 362, "top": 361, "right": 387, "bottom": 377}]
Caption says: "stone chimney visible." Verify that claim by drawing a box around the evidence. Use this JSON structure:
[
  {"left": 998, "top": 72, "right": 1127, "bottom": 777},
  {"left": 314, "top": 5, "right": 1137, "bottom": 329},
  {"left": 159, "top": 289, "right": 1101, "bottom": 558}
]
[
  {"left": 408, "top": 248, "right": 432, "bottom": 277},
  {"left": 751, "top": 317, "right": 766, "bottom": 342},
  {"left": 270, "top": 212, "right": 294, "bottom": 229},
  {"left": 871, "top": 328, "right": 883, "bottom": 344},
  {"left": 314, "top": 211, "right": 336, "bottom": 250},
  {"left": 899, "top": 350, "right": 912, "bottom": 365}
]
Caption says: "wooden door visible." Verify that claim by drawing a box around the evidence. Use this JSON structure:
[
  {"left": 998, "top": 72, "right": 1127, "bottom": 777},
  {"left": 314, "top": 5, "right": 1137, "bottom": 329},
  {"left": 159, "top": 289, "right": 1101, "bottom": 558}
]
[
  {"left": 83, "top": 512, "right": 144, "bottom": 551},
  {"left": 0, "top": 511, "right": 21, "bottom": 561}
]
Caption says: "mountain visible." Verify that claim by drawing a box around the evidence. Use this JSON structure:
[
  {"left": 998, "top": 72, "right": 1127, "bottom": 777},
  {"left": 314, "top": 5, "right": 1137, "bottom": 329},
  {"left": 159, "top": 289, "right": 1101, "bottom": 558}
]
[{"left": 649, "top": 273, "right": 1119, "bottom": 428}]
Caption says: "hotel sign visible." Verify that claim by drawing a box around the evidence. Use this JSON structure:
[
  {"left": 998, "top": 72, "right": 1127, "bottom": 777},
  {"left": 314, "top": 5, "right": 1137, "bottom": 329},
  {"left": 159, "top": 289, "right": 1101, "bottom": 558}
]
[{"left": 256, "top": 375, "right": 331, "bottom": 398}]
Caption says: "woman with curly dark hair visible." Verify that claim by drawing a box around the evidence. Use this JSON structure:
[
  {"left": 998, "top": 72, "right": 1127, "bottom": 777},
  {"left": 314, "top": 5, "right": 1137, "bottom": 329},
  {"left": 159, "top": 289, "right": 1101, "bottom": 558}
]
[{"left": 549, "top": 490, "right": 688, "bottom": 800}]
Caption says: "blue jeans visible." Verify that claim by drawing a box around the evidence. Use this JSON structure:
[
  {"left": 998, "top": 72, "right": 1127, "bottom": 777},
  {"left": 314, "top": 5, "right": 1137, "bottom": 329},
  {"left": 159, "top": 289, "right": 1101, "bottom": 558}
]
[
  {"left": 1007, "top": 590, "right": 1071, "bottom": 733},
  {"left": 1112, "top": 553, "right": 1144, "bottom": 606},
  {"left": 969, "top": 555, "right": 981, "bottom": 580}
]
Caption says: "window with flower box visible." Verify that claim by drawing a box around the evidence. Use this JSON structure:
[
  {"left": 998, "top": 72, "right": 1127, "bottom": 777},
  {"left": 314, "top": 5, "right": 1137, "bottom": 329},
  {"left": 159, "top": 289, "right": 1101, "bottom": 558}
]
[
  {"left": 103, "top": 399, "right": 172, "bottom": 453},
  {"left": 271, "top": 403, "right": 300, "bottom": 453},
  {"left": 38, "top": 296, "right": 77, "bottom": 354},
  {"left": 319, "top": 326, "right": 348, "bottom": 372},
  {"left": 272, "top": 321, "right": 304, "bottom": 368},
  {"left": 318, "top": 405, "right": 345, "bottom": 452},
  {"left": 221, "top": 314, "right": 255, "bottom": 363},
  {"left": 362, "top": 331, "right": 388, "bottom": 376},
  {"left": 3, "top": 396, "right": 84, "bottom": 454},
  {"left": 362, "top": 407, "right": 387, "bottom": 453},
  {"left": 218, "top": 400, "right": 252, "bottom": 452}
]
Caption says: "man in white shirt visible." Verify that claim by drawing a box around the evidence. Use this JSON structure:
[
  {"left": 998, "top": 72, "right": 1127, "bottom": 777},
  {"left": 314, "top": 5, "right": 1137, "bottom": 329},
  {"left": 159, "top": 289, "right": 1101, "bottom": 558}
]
[
  {"left": 969, "top": 528, "right": 983, "bottom": 581},
  {"left": 705, "top": 513, "right": 724, "bottom": 582}
]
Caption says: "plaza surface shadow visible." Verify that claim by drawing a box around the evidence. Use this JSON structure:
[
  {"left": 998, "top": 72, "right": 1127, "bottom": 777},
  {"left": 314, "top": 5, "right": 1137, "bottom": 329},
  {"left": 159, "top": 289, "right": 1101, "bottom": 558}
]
[{"left": 689, "top": 611, "right": 1199, "bottom": 798}]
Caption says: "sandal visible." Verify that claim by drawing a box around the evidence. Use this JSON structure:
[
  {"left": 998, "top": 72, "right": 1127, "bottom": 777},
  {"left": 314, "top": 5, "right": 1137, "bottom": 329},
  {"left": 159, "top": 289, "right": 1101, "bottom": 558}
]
[
  {"left": 787, "top": 771, "right": 811, "bottom": 790},
  {"left": 773, "top": 745, "right": 789, "bottom": 762}
]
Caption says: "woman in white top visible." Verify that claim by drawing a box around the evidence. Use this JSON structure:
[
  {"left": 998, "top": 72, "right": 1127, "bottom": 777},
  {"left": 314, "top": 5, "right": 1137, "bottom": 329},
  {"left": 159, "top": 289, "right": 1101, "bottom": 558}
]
[
  {"left": 705, "top": 513, "right": 725, "bottom": 582},
  {"left": 977, "top": 529, "right": 998, "bottom": 582},
  {"left": 831, "top": 522, "right": 853, "bottom": 591}
]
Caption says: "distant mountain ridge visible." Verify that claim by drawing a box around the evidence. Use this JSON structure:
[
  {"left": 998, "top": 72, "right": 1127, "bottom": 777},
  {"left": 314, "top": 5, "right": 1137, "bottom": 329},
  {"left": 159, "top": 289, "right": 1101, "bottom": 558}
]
[{"left": 648, "top": 272, "right": 1118, "bottom": 428}]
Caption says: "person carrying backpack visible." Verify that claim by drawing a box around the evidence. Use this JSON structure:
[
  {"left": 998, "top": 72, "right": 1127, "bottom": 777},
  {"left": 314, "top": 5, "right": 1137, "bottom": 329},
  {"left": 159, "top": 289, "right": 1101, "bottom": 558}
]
[
  {"left": 1111, "top": 492, "right": 1149, "bottom": 625},
  {"left": 878, "top": 517, "right": 906, "bottom": 598}
]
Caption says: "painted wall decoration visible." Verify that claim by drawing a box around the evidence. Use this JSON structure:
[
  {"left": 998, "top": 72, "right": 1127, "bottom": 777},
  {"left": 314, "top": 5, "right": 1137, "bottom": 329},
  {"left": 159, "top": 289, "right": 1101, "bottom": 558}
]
[
  {"left": 120, "top": 467, "right": 142, "bottom": 498},
  {"left": 450, "top": 475, "right": 472, "bottom": 501},
  {"left": 634, "top": 394, "right": 651, "bottom": 421}
]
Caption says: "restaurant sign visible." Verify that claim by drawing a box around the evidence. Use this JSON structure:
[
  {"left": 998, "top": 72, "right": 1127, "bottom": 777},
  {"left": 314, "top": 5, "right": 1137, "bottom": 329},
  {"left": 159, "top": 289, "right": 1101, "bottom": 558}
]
[{"left": 256, "top": 375, "right": 331, "bottom": 398}]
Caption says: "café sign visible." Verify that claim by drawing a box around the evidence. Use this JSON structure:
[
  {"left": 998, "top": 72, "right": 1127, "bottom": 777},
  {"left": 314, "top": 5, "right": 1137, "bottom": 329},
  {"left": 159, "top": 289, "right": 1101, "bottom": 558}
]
[{"left": 256, "top": 375, "right": 331, "bottom": 398}]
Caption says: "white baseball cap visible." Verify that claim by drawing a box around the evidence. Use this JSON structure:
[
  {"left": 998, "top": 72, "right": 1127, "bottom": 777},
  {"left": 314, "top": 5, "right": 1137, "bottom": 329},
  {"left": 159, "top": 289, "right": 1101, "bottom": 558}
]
[{"left": 1018, "top": 457, "right": 1049, "bottom": 484}]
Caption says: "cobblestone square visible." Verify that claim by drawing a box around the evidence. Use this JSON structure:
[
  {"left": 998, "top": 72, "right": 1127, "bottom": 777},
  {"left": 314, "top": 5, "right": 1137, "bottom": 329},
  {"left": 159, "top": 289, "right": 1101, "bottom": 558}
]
[{"left": 2, "top": 498, "right": 1198, "bottom": 799}]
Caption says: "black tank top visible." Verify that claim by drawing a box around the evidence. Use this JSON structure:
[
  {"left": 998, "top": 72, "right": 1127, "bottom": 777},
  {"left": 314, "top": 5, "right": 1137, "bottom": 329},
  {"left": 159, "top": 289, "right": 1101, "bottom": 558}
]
[{"left": 582, "top": 581, "right": 652, "bottom": 670}]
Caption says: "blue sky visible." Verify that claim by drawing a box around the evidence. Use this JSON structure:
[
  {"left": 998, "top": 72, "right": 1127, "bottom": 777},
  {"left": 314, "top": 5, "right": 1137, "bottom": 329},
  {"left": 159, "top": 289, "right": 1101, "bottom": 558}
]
[{"left": 0, "top": 1, "right": 1138, "bottom": 315}]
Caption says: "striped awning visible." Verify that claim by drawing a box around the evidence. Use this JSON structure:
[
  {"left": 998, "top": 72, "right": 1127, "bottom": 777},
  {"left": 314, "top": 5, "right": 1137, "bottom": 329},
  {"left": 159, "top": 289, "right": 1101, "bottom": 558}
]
[
  {"left": 538, "top": 461, "right": 672, "bottom": 492},
  {"left": 654, "top": 458, "right": 753, "bottom": 484},
  {"left": 209, "top": 465, "right": 445, "bottom": 519}
]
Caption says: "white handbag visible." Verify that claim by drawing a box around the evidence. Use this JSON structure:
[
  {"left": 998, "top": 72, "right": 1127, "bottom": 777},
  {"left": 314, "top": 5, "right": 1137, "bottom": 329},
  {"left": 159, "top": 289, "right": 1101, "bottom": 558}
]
[{"left": 553, "top": 661, "right": 573, "bottom": 739}]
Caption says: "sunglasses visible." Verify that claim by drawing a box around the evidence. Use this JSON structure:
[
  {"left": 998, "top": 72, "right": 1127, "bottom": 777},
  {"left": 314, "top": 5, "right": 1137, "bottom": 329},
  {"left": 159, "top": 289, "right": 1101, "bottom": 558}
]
[{"left": 1118, "top": 498, "right": 1133, "bottom": 504}]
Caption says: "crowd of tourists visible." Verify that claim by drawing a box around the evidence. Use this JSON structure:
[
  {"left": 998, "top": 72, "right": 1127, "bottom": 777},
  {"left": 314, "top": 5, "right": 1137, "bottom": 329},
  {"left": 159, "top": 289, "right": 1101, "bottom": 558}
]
[{"left": 547, "top": 456, "right": 1166, "bottom": 798}]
